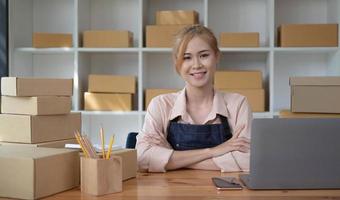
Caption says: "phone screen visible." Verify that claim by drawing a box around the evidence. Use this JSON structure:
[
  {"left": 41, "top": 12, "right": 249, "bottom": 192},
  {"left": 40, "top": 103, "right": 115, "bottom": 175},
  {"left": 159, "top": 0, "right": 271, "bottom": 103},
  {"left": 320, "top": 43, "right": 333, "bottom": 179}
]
[{"left": 212, "top": 177, "right": 243, "bottom": 190}]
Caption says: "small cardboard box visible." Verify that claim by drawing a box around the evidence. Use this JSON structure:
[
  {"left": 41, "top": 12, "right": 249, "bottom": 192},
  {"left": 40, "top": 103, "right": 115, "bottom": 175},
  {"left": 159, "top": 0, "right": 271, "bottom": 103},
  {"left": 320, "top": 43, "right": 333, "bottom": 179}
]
[
  {"left": 111, "top": 149, "right": 137, "bottom": 181},
  {"left": 278, "top": 24, "right": 338, "bottom": 47},
  {"left": 81, "top": 156, "right": 122, "bottom": 196},
  {"left": 290, "top": 77, "right": 340, "bottom": 113},
  {"left": 0, "top": 146, "right": 79, "bottom": 200},
  {"left": 156, "top": 10, "right": 199, "bottom": 25},
  {"left": 279, "top": 109, "right": 340, "bottom": 118},
  {"left": 83, "top": 30, "right": 133, "bottom": 48},
  {"left": 214, "top": 70, "right": 263, "bottom": 89},
  {"left": 220, "top": 32, "right": 260, "bottom": 47},
  {"left": 0, "top": 113, "right": 81, "bottom": 143},
  {"left": 84, "top": 92, "right": 132, "bottom": 111},
  {"left": 146, "top": 25, "right": 187, "bottom": 47},
  {"left": 0, "top": 138, "right": 78, "bottom": 148},
  {"left": 145, "top": 89, "right": 178, "bottom": 109},
  {"left": 88, "top": 74, "right": 136, "bottom": 94},
  {"left": 1, "top": 96, "right": 71, "bottom": 115},
  {"left": 33, "top": 32, "right": 73, "bottom": 48},
  {"left": 220, "top": 89, "right": 265, "bottom": 112},
  {"left": 1, "top": 77, "right": 73, "bottom": 97}
]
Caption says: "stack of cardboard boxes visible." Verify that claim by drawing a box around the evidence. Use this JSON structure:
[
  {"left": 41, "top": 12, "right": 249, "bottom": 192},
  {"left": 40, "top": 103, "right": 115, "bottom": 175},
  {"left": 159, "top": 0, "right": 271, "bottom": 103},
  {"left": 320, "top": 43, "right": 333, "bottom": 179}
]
[
  {"left": 214, "top": 70, "right": 265, "bottom": 112},
  {"left": 280, "top": 76, "right": 340, "bottom": 118},
  {"left": 0, "top": 77, "right": 81, "bottom": 199},
  {"left": 85, "top": 74, "right": 136, "bottom": 111},
  {"left": 144, "top": 88, "right": 179, "bottom": 110},
  {"left": 146, "top": 10, "right": 199, "bottom": 47}
]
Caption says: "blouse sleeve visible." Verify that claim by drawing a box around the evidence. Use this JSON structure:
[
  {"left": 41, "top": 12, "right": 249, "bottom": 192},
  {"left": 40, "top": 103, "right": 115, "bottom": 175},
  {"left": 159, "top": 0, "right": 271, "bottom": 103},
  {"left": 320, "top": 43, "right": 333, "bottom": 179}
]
[
  {"left": 136, "top": 96, "right": 174, "bottom": 172},
  {"left": 212, "top": 96, "right": 252, "bottom": 172}
]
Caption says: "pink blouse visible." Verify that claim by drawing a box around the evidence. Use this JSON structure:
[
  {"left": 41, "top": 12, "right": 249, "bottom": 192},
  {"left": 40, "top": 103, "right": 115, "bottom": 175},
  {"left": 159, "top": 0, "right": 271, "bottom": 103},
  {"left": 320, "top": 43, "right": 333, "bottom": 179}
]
[{"left": 136, "top": 88, "right": 252, "bottom": 172}]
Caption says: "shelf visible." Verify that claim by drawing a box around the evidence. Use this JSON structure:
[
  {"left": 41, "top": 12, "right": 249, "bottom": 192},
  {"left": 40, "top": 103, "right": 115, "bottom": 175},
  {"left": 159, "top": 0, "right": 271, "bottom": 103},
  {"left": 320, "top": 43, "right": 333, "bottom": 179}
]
[
  {"left": 253, "top": 112, "right": 273, "bottom": 119},
  {"left": 15, "top": 47, "right": 75, "bottom": 54},
  {"left": 78, "top": 48, "right": 140, "bottom": 53},
  {"left": 80, "top": 111, "right": 141, "bottom": 116},
  {"left": 219, "top": 47, "right": 271, "bottom": 52},
  {"left": 274, "top": 47, "right": 339, "bottom": 53},
  {"left": 142, "top": 48, "right": 172, "bottom": 52}
]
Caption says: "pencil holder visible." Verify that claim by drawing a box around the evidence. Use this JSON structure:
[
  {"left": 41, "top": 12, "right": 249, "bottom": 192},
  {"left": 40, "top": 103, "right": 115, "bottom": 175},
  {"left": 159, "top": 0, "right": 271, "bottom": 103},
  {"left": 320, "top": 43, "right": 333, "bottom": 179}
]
[{"left": 80, "top": 156, "right": 122, "bottom": 196}]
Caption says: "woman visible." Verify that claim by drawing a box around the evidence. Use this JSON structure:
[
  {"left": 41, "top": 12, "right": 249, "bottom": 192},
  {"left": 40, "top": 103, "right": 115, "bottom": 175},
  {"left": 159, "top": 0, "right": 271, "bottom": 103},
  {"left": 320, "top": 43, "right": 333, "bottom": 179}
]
[{"left": 136, "top": 25, "right": 251, "bottom": 172}]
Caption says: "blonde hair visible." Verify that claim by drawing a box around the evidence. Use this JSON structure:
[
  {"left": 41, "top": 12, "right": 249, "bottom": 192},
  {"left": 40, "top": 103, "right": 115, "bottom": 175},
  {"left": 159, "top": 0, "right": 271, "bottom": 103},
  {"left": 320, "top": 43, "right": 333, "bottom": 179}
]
[{"left": 173, "top": 24, "right": 220, "bottom": 74}]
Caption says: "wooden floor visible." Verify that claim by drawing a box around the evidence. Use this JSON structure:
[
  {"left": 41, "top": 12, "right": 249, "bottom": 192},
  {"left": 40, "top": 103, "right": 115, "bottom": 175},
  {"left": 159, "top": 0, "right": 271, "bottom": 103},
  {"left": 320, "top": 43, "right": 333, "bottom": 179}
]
[{"left": 42, "top": 169, "right": 340, "bottom": 200}]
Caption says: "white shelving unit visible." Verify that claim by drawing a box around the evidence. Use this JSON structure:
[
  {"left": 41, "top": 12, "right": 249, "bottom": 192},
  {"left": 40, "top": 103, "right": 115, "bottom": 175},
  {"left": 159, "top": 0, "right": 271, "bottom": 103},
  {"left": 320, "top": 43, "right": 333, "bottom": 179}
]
[{"left": 9, "top": 0, "right": 340, "bottom": 146}]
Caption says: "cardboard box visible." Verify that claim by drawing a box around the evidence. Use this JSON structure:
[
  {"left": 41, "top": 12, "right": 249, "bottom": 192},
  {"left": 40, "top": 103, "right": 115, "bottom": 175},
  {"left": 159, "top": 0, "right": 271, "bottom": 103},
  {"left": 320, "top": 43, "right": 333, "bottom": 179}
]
[
  {"left": 111, "top": 149, "right": 137, "bottom": 181},
  {"left": 279, "top": 110, "right": 340, "bottom": 118},
  {"left": 146, "top": 25, "right": 187, "bottom": 47},
  {"left": 81, "top": 156, "right": 122, "bottom": 196},
  {"left": 0, "top": 113, "right": 81, "bottom": 143},
  {"left": 88, "top": 74, "right": 136, "bottom": 94},
  {"left": 0, "top": 138, "right": 78, "bottom": 148},
  {"left": 1, "top": 96, "right": 71, "bottom": 115},
  {"left": 33, "top": 32, "right": 73, "bottom": 48},
  {"left": 214, "top": 70, "right": 263, "bottom": 89},
  {"left": 145, "top": 89, "right": 178, "bottom": 109},
  {"left": 1, "top": 77, "right": 73, "bottom": 97},
  {"left": 0, "top": 146, "right": 79, "bottom": 199},
  {"left": 290, "top": 77, "right": 340, "bottom": 113},
  {"left": 220, "top": 32, "right": 260, "bottom": 47},
  {"left": 83, "top": 30, "right": 133, "bottom": 48},
  {"left": 156, "top": 10, "right": 199, "bottom": 25},
  {"left": 220, "top": 89, "right": 265, "bottom": 112},
  {"left": 84, "top": 92, "right": 132, "bottom": 111},
  {"left": 278, "top": 24, "right": 338, "bottom": 47}
]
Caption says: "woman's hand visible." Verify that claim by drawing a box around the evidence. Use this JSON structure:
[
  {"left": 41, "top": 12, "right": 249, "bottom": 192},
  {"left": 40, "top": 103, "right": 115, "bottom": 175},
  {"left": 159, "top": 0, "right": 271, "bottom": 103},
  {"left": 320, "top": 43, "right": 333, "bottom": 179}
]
[{"left": 209, "top": 136, "right": 250, "bottom": 157}]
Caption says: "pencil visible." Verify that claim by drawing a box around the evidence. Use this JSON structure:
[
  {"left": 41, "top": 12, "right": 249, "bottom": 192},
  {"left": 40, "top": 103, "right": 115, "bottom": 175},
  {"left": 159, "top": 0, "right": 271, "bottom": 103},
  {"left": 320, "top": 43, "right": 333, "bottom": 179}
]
[
  {"left": 74, "top": 131, "right": 89, "bottom": 158},
  {"left": 100, "top": 127, "right": 105, "bottom": 159},
  {"left": 106, "top": 134, "right": 115, "bottom": 159}
]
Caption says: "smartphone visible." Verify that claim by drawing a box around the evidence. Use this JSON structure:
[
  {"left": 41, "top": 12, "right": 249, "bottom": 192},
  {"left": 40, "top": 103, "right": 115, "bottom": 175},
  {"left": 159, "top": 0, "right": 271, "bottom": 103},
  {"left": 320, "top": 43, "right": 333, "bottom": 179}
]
[{"left": 212, "top": 177, "right": 243, "bottom": 190}]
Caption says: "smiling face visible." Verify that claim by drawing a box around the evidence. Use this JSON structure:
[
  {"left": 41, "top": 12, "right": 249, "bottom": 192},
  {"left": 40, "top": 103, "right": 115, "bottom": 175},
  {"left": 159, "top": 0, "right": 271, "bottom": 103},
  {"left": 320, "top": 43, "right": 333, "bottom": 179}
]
[{"left": 179, "top": 36, "right": 219, "bottom": 89}]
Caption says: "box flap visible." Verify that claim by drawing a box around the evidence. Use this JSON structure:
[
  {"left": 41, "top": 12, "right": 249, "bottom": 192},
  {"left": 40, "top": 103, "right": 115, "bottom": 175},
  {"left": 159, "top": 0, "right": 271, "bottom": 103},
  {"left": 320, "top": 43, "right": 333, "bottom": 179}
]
[
  {"left": 290, "top": 77, "right": 340, "bottom": 86},
  {"left": 0, "top": 146, "right": 78, "bottom": 159}
]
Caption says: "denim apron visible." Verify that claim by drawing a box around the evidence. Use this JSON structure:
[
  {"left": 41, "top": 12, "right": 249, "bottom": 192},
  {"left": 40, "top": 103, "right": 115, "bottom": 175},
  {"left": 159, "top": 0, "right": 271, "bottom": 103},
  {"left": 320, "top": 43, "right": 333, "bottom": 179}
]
[{"left": 167, "top": 115, "right": 232, "bottom": 150}]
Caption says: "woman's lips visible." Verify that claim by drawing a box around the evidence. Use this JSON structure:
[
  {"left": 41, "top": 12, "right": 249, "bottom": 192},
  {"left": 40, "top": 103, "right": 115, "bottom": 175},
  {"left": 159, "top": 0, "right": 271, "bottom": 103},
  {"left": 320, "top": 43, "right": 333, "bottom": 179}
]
[{"left": 190, "top": 71, "right": 207, "bottom": 79}]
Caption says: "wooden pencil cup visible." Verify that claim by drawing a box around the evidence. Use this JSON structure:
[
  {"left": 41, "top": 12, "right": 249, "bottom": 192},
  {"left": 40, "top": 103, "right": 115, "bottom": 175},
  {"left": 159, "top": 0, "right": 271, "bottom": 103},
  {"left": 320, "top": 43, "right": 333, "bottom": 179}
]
[{"left": 81, "top": 156, "right": 123, "bottom": 196}]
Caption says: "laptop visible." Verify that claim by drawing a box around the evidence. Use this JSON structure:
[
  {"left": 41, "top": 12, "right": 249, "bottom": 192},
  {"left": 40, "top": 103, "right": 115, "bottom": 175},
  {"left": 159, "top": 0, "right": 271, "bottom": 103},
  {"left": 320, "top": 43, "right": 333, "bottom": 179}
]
[{"left": 240, "top": 118, "right": 340, "bottom": 189}]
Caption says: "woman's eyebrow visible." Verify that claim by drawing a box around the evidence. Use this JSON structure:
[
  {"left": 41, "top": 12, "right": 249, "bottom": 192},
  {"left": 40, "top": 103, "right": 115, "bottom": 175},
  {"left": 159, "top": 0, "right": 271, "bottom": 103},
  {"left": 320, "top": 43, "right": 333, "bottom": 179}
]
[{"left": 184, "top": 49, "right": 210, "bottom": 55}]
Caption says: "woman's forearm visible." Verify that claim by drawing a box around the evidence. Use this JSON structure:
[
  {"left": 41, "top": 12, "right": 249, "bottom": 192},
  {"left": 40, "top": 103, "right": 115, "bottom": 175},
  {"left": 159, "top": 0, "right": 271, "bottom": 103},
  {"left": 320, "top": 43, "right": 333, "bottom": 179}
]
[
  {"left": 186, "top": 158, "right": 220, "bottom": 170},
  {"left": 165, "top": 148, "right": 212, "bottom": 170}
]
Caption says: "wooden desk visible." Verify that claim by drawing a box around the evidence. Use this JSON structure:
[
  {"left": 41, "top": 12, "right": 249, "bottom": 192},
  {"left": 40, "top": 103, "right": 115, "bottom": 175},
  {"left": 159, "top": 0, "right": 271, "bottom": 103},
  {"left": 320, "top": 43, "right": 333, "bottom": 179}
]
[{"left": 45, "top": 170, "right": 340, "bottom": 200}]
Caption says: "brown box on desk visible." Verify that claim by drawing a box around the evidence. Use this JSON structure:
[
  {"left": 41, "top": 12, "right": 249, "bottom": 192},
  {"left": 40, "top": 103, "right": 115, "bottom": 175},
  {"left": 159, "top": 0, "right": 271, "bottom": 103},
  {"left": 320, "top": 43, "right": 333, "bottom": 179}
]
[
  {"left": 83, "top": 30, "right": 133, "bottom": 48},
  {"left": 1, "top": 96, "right": 71, "bottom": 115},
  {"left": 146, "top": 25, "right": 187, "bottom": 47},
  {"left": 1, "top": 77, "right": 73, "bottom": 96},
  {"left": 111, "top": 149, "right": 137, "bottom": 181},
  {"left": 88, "top": 74, "right": 136, "bottom": 94},
  {"left": 0, "top": 146, "right": 79, "bottom": 200},
  {"left": 33, "top": 32, "right": 72, "bottom": 48},
  {"left": 220, "top": 89, "right": 265, "bottom": 112},
  {"left": 0, "top": 138, "right": 78, "bottom": 148},
  {"left": 156, "top": 10, "right": 199, "bottom": 25},
  {"left": 290, "top": 77, "right": 340, "bottom": 113},
  {"left": 145, "top": 89, "right": 179, "bottom": 109},
  {"left": 214, "top": 70, "right": 263, "bottom": 89},
  {"left": 0, "top": 113, "right": 81, "bottom": 143},
  {"left": 278, "top": 24, "right": 338, "bottom": 47},
  {"left": 220, "top": 32, "right": 260, "bottom": 47},
  {"left": 84, "top": 92, "right": 132, "bottom": 111},
  {"left": 279, "top": 109, "right": 340, "bottom": 118}
]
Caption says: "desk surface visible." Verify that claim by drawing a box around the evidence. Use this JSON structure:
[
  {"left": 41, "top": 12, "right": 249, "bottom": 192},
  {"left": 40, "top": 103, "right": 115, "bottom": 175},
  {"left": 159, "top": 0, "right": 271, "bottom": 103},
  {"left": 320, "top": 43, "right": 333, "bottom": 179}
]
[{"left": 44, "top": 170, "right": 340, "bottom": 200}]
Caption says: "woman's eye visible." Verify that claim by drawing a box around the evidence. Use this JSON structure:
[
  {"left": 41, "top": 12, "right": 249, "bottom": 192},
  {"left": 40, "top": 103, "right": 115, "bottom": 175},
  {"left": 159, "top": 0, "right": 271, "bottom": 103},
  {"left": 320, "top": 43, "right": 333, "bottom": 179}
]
[
  {"left": 200, "top": 54, "right": 209, "bottom": 58},
  {"left": 183, "top": 56, "right": 191, "bottom": 60}
]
